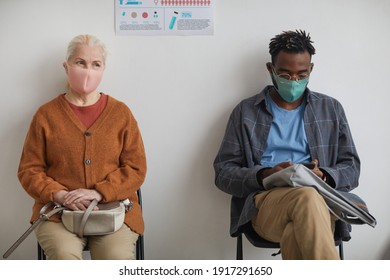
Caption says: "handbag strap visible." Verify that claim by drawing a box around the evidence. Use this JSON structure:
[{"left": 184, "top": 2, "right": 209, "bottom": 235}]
[
  {"left": 3, "top": 203, "right": 66, "bottom": 259},
  {"left": 77, "top": 199, "right": 99, "bottom": 238}
]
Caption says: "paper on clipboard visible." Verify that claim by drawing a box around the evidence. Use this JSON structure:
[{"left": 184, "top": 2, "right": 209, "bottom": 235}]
[{"left": 262, "top": 164, "right": 377, "bottom": 228}]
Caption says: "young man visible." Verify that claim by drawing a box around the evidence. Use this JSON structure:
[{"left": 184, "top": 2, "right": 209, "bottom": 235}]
[{"left": 213, "top": 30, "right": 360, "bottom": 259}]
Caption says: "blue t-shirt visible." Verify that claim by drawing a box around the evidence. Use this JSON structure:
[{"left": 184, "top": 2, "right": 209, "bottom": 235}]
[{"left": 260, "top": 94, "right": 311, "bottom": 167}]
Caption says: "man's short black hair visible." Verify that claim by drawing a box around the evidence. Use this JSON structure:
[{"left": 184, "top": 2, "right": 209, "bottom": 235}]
[{"left": 269, "top": 30, "right": 316, "bottom": 64}]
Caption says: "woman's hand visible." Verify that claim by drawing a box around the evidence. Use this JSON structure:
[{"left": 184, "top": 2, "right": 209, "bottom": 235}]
[
  {"left": 54, "top": 189, "right": 102, "bottom": 211},
  {"left": 64, "top": 199, "right": 95, "bottom": 211},
  {"left": 64, "top": 188, "right": 102, "bottom": 203},
  {"left": 53, "top": 190, "right": 68, "bottom": 205}
]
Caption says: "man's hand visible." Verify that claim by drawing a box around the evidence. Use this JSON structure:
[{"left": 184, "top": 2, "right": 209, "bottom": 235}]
[
  {"left": 261, "top": 159, "right": 326, "bottom": 181},
  {"left": 311, "top": 159, "right": 326, "bottom": 181},
  {"left": 258, "top": 160, "right": 327, "bottom": 185},
  {"left": 260, "top": 161, "right": 293, "bottom": 182}
]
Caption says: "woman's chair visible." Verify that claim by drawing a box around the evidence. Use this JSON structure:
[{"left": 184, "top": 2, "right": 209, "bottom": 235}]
[
  {"left": 236, "top": 220, "right": 350, "bottom": 260},
  {"left": 37, "top": 235, "right": 144, "bottom": 260},
  {"left": 38, "top": 189, "right": 144, "bottom": 260}
]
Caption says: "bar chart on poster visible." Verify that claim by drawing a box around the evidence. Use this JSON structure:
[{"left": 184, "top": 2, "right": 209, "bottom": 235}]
[{"left": 115, "top": 0, "right": 214, "bottom": 35}]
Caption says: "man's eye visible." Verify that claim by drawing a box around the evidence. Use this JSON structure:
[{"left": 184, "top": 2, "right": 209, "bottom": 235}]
[
  {"left": 299, "top": 74, "right": 309, "bottom": 79},
  {"left": 278, "top": 74, "right": 290, "bottom": 79}
]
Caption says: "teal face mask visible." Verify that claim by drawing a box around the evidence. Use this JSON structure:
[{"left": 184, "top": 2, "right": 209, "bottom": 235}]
[{"left": 271, "top": 71, "right": 309, "bottom": 102}]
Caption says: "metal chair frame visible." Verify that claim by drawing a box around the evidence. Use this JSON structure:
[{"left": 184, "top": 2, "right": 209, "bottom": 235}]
[{"left": 236, "top": 222, "right": 344, "bottom": 260}]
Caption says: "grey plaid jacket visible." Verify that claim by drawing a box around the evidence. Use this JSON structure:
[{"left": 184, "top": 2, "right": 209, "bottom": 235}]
[{"left": 213, "top": 86, "right": 360, "bottom": 237}]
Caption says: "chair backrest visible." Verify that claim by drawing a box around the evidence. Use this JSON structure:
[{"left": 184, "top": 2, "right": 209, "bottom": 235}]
[{"left": 38, "top": 189, "right": 144, "bottom": 260}]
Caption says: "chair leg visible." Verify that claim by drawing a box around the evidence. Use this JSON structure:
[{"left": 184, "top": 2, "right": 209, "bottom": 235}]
[
  {"left": 136, "top": 235, "right": 144, "bottom": 260},
  {"left": 37, "top": 243, "right": 46, "bottom": 260},
  {"left": 339, "top": 241, "right": 344, "bottom": 260},
  {"left": 236, "top": 234, "right": 243, "bottom": 260}
]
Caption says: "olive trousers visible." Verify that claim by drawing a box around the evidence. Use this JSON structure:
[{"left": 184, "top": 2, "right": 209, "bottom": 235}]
[
  {"left": 35, "top": 221, "right": 139, "bottom": 260},
  {"left": 251, "top": 187, "right": 339, "bottom": 260}
]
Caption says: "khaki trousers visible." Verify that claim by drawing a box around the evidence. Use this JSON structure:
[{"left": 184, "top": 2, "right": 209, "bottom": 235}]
[
  {"left": 251, "top": 187, "right": 339, "bottom": 260},
  {"left": 35, "top": 221, "right": 139, "bottom": 260}
]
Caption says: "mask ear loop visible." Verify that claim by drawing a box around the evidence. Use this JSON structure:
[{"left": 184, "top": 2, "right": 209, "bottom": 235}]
[
  {"left": 271, "top": 66, "right": 290, "bottom": 85},
  {"left": 269, "top": 66, "right": 280, "bottom": 92}
]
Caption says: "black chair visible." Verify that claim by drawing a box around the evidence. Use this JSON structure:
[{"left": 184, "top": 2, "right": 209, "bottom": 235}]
[
  {"left": 38, "top": 189, "right": 144, "bottom": 260},
  {"left": 236, "top": 220, "right": 349, "bottom": 260}
]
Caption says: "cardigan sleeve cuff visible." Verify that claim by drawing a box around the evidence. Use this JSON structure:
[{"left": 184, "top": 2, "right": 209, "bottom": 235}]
[
  {"left": 40, "top": 181, "right": 68, "bottom": 203},
  {"left": 94, "top": 181, "right": 116, "bottom": 203}
]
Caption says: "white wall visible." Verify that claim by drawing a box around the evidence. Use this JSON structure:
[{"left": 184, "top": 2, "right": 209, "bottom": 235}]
[{"left": 1, "top": 0, "right": 389, "bottom": 260}]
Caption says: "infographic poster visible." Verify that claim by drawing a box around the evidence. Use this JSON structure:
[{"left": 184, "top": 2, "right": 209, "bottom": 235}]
[{"left": 115, "top": 0, "right": 214, "bottom": 36}]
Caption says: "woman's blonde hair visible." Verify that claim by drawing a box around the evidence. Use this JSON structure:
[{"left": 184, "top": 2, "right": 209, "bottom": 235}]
[{"left": 66, "top": 34, "right": 107, "bottom": 64}]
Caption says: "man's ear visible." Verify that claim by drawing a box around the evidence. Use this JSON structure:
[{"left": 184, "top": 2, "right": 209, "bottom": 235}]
[
  {"left": 310, "top": 62, "right": 314, "bottom": 72},
  {"left": 266, "top": 62, "right": 272, "bottom": 73}
]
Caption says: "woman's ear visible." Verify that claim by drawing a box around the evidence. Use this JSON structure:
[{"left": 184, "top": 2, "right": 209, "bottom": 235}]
[{"left": 63, "top": 62, "right": 68, "bottom": 74}]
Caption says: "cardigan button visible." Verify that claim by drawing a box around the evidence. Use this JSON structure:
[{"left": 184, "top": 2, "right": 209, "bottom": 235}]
[
  {"left": 85, "top": 159, "right": 91, "bottom": 165},
  {"left": 85, "top": 132, "right": 91, "bottom": 136}
]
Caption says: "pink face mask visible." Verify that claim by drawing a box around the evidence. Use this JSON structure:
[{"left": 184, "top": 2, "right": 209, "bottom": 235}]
[{"left": 66, "top": 65, "right": 103, "bottom": 95}]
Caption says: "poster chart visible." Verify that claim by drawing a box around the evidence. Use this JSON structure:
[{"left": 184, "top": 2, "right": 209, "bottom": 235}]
[{"left": 115, "top": 0, "right": 214, "bottom": 36}]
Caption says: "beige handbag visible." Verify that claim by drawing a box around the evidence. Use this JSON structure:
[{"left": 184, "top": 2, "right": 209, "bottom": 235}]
[{"left": 61, "top": 199, "right": 132, "bottom": 238}]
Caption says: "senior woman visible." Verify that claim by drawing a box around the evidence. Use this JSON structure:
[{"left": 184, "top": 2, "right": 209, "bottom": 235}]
[{"left": 17, "top": 34, "right": 146, "bottom": 260}]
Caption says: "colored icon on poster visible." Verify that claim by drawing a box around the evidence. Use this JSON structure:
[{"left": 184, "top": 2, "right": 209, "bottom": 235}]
[{"left": 169, "top": 11, "right": 178, "bottom": 30}]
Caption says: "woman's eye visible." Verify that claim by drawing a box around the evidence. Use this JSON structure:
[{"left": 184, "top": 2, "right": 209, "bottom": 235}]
[{"left": 92, "top": 63, "right": 103, "bottom": 70}]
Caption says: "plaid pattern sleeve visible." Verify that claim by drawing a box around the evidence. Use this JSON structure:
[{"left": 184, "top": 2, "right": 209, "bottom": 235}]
[{"left": 304, "top": 91, "right": 360, "bottom": 191}]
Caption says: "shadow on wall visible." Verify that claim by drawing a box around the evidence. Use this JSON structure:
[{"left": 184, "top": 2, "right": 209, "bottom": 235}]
[
  {"left": 0, "top": 48, "right": 67, "bottom": 259},
  {"left": 380, "top": 238, "right": 390, "bottom": 259}
]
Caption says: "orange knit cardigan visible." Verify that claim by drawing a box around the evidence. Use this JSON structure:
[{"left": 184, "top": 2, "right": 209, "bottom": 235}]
[{"left": 18, "top": 94, "right": 147, "bottom": 235}]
